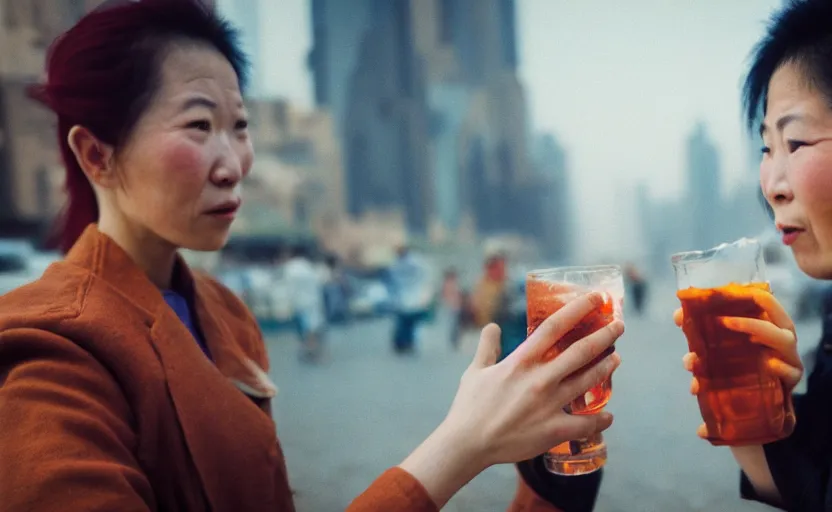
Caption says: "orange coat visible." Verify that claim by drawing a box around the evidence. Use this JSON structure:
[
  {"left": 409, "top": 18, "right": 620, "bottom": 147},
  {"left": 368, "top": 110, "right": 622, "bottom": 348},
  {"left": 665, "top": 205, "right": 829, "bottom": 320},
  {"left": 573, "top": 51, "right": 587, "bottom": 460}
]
[{"left": 0, "top": 226, "right": 559, "bottom": 511}]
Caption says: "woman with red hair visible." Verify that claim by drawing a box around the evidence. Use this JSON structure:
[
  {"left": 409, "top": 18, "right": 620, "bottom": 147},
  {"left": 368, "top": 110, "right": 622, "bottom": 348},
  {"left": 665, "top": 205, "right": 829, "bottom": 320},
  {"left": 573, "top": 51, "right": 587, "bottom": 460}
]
[{"left": 0, "top": 1, "right": 623, "bottom": 510}]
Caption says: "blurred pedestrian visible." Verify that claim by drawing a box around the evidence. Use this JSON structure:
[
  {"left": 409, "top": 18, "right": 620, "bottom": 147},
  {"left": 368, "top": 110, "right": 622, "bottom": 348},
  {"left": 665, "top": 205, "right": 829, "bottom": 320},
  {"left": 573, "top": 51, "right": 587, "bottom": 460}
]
[
  {"left": 441, "top": 268, "right": 463, "bottom": 349},
  {"left": 388, "top": 245, "right": 434, "bottom": 354},
  {"left": 322, "top": 253, "right": 350, "bottom": 324},
  {"left": 284, "top": 245, "right": 327, "bottom": 363},
  {"left": 624, "top": 263, "right": 648, "bottom": 316},
  {"left": 471, "top": 251, "right": 510, "bottom": 328}
]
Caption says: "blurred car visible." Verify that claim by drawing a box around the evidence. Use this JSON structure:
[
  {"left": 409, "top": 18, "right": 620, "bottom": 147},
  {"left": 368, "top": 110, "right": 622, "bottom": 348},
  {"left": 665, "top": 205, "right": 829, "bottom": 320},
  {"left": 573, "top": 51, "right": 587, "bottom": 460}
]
[
  {"left": 28, "top": 251, "right": 61, "bottom": 278},
  {"left": 347, "top": 275, "right": 393, "bottom": 318},
  {"left": 0, "top": 240, "right": 35, "bottom": 295},
  {"left": 217, "top": 265, "right": 296, "bottom": 325},
  {"left": 0, "top": 241, "right": 61, "bottom": 295}
]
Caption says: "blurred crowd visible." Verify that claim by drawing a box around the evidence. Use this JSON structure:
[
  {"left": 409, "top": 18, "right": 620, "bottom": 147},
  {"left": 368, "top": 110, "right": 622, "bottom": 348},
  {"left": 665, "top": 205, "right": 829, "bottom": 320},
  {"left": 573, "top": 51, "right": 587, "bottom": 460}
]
[{"left": 3, "top": 233, "right": 832, "bottom": 366}]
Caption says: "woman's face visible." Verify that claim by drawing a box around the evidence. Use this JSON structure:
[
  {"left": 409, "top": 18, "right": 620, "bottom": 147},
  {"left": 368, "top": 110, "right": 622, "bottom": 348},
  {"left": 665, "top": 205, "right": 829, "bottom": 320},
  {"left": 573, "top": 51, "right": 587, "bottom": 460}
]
[
  {"left": 110, "top": 42, "right": 252, "bottom": 252},
  {"left": 760, "top": 61, "right": 832, "bottom": 279}
]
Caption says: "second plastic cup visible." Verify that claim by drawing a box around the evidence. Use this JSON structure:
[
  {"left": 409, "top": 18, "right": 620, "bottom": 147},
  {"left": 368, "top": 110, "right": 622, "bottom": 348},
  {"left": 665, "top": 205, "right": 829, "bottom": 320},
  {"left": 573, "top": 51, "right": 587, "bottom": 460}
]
[{"left": 672, "top": 238, "right": 793, "bottom": 446}]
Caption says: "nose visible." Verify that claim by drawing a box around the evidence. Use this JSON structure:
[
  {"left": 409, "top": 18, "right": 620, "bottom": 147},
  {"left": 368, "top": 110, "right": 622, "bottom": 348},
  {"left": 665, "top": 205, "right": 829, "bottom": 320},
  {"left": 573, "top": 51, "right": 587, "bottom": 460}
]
[
  {"left": 761, "top": 155, "right": 793, "bottom": 206},
  {"left": 210, "top": 135, "right": 245, "bottom": 188}
]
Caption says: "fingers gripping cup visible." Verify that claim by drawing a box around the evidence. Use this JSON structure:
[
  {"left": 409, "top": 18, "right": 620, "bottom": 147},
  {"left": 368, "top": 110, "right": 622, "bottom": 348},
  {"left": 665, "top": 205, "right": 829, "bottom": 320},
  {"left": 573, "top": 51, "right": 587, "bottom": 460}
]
[
  {"left": 672, "top": 238, "right": 792, "bottom": 446},
  {"left": 526, "top": 265, "right": 624, "bottom": 476}
]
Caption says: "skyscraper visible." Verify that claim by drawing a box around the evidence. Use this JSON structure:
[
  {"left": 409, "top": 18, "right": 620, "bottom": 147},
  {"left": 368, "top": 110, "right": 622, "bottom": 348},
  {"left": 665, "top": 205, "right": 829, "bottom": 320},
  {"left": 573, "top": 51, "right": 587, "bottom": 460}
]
[
  {"left": 685, "top": 121, "right": 723, "bottom": 249},
  {"left": 340, "top": 0, "right": 432, "bottom": 233},
  {"left": 308, "top": 0, "right": 373, "bottom": 133},
  {"left": 529, "top": 133, "right": 573, "bottom": 261},
  {"left": 309, "top": 0, "right": 530, "bottom": 238},
  {"left": 216, "top": 0, "right": 264, "bottom": 97},
  {"left": 437, "top": 0, "right": 517, "bottom": 85}
]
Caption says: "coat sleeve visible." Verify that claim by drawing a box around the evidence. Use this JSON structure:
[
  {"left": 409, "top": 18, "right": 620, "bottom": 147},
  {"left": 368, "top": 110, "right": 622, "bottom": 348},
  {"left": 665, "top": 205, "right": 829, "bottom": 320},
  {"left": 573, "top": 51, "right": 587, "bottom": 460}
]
[
  {"left": 346, "top": 467, "right": 438, "bottom": 512},
  {"left": 0, "top": 328, "right": 154, "bottom": 512},
  {"left": 740, "top": 349, "right": 832, "bottom": 511},
  {"left": 345, "top": 467, "right": 589, "bottom": 512}
]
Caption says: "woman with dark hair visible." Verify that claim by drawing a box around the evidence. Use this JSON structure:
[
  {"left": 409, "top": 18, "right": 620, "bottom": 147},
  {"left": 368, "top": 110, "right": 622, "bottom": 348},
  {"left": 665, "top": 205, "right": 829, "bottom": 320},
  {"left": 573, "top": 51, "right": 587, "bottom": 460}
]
[
  {"left": 678, "top": 1, "right": 832, "bottom": 510},
  {"left": 0, "top": 1, "right": 623, "bottom": 510}
]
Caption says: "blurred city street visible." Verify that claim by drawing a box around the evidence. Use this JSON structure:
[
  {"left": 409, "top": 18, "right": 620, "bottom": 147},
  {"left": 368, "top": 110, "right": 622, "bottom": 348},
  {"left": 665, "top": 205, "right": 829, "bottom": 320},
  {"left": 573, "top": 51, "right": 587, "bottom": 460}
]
[{"left": 269, "top": 284, "right": 821, "bottom": 512}]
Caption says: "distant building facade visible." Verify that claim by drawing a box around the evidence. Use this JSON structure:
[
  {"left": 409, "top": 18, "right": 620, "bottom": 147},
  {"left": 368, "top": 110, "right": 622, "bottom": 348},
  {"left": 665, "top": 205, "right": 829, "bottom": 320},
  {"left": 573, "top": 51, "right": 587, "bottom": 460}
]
[
  {"left": 0, "top": 0, "right": 101, "bottom": 237},
  {"left": 309, "top": 0, "right": 544, "bottom": 244}
]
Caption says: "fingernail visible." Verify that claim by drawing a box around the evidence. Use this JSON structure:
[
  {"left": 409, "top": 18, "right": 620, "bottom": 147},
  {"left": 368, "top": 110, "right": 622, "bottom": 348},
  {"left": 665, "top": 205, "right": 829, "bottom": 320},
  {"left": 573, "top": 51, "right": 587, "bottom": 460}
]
[
  {"left": 612, "top": 320, "right": 625, "bottom": 336},
  {"left": 589, "top": 292, "right": 604, "bottom": 306},
  {"left": 603, "top": 352, "right": 621, "bottom": 373},
  {"left": 599, "top": 411, "right": 613, "bottom": 426},
  {"left": 721, "top": 317, "right": 737, "bottom": 329}
]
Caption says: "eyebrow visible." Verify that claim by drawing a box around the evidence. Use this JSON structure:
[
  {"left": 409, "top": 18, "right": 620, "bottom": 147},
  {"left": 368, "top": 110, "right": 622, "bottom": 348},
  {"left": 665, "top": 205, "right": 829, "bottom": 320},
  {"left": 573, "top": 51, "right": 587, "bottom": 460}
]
[
  {"left": 180, "top": 97, "right": 218, "bottom": 112},
  {"left": 759, "top": 113, "right": 804, "bottom": 137}
]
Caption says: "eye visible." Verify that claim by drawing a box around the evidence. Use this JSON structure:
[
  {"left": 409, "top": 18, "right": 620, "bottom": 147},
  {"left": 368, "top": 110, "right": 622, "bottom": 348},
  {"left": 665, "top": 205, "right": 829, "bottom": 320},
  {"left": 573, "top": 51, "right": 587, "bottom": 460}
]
[
  {"left": 235, "top": 119, "right": 249, "bottom": 130},
  {"left": 186, "top": 120, "right": 211, "bottom": 132},
  {"left": 761, "top": 146, "right": 771, "bottom": 155},
  {"left": 787, "top": 139, "right": 807, "bottom": 152}
]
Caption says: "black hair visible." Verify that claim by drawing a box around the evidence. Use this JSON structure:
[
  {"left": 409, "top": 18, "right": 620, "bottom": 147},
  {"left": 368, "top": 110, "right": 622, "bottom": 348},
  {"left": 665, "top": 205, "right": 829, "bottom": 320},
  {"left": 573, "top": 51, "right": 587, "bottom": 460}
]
[{"left": 743, "top": 0, "right": 832, "bottom": 131}]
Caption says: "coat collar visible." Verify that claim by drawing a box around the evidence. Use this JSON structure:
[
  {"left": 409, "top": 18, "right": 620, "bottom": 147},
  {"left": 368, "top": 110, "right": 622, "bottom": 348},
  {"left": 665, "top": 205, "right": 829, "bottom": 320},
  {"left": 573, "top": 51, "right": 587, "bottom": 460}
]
[
  {"left": 65, "top": 224, "right": 169, "bottom": 317},
  {"left": 64, "top": 224, "right": 276, "bottom": 398}
]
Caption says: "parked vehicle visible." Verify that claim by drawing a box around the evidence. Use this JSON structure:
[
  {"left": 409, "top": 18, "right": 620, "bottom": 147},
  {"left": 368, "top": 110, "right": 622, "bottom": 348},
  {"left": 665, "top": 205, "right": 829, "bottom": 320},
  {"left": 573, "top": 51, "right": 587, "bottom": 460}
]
[
  {"left": 217, "top": 265, "right": 296, "bottom": 325},
  {"left": 28, "top": 251, "right": 61, "bottom": 278},
  {"left": 0, "top": 241, "right": 34, "bottom": 295},
  {"left": 346, "top": 274, "right": 393, "bottom": 318}
]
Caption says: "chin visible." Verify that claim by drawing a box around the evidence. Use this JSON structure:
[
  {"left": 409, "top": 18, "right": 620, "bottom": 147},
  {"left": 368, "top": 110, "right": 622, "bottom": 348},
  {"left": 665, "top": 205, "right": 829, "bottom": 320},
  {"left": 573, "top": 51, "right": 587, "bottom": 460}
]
[
  {"left": 793, "top": 252, "right": 832, "bottom": 280},
  {"left": 181, "top": 233, "right": 230, "bottom": 253}
]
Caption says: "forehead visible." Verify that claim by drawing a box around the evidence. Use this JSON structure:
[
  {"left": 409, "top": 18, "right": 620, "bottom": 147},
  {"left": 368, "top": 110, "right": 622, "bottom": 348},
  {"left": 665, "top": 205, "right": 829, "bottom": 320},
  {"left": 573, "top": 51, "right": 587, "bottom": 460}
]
[
  {"left": 766, "top": 61, "right": 829, "bottom": 120},
  {"left": 155, "top": 43, "right": 243, "bottom": 105}
]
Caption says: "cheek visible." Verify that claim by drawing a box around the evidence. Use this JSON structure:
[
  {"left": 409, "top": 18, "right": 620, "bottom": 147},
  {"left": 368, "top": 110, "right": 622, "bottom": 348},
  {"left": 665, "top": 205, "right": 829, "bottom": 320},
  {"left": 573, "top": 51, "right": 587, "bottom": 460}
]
[
  {"left": 128, "top": 140, "right": 207, "bottom": 218},
  {"left": 793, "top": 153, "right": 832, "bottom": 238},
  {"left": 161, "top": 141, "right": 209, "bottom": 184},
  {"left": 759, "top": 159, "right": 772, "bottom": 195},
  {"left": 240, "top": 141, "right": 254, "bottom": 177}
]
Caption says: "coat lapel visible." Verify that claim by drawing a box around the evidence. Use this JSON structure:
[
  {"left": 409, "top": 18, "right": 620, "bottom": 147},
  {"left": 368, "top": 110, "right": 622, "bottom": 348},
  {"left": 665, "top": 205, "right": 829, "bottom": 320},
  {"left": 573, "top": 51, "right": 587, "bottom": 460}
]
[
  {"left": 65, "top": 225, "right": 284, "bottom": 510},
  {"left": 189, "top": 275, "right": 278, "bottom": 399},
  {"left": 148, "top": 309, "right": 281, "bottom": 510}
]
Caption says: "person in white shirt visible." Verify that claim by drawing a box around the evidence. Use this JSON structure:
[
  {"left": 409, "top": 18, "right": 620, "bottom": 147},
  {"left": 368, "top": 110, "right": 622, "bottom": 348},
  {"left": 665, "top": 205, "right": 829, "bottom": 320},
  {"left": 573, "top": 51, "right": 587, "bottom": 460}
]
[{"left": 283, "top": 246, "right": 327, "bottom": 362}]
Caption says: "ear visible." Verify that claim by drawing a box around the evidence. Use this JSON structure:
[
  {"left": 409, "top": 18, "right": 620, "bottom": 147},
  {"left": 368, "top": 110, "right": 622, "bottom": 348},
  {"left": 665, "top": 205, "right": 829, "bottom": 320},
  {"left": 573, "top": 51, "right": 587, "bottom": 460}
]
[{"left": 67, "top": 125, "right": 117, "bottom": 188}]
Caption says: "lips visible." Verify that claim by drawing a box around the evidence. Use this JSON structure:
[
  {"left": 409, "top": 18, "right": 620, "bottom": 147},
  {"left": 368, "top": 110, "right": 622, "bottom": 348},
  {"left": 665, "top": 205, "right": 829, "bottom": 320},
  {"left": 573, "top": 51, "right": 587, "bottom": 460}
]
[
  {"left": 206, "top": 199, "right": 241, "bottom": 215},
  {"left": 777, "top": 223, "right": 805, "bottom": 246}
]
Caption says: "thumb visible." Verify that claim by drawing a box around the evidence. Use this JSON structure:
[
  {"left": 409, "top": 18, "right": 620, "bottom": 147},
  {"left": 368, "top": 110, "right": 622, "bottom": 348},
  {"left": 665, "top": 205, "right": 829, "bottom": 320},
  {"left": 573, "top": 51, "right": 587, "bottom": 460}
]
[{"left": 471, "top": 323, "right": 502, "bottom": 369}]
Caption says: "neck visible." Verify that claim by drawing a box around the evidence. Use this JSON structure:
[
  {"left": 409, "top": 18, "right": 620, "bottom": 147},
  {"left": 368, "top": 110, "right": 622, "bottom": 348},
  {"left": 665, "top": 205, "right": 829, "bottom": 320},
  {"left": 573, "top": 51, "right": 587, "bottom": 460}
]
[{"left": 97, "top": 215, "right": 178, "bottom": 290}]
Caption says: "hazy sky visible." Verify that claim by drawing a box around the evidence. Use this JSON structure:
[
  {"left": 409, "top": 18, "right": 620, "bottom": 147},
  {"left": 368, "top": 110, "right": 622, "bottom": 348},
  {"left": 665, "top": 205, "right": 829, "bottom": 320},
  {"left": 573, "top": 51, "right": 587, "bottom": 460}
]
[{"left": 222, "top": 0, "right": 783, "bottom": 260}]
